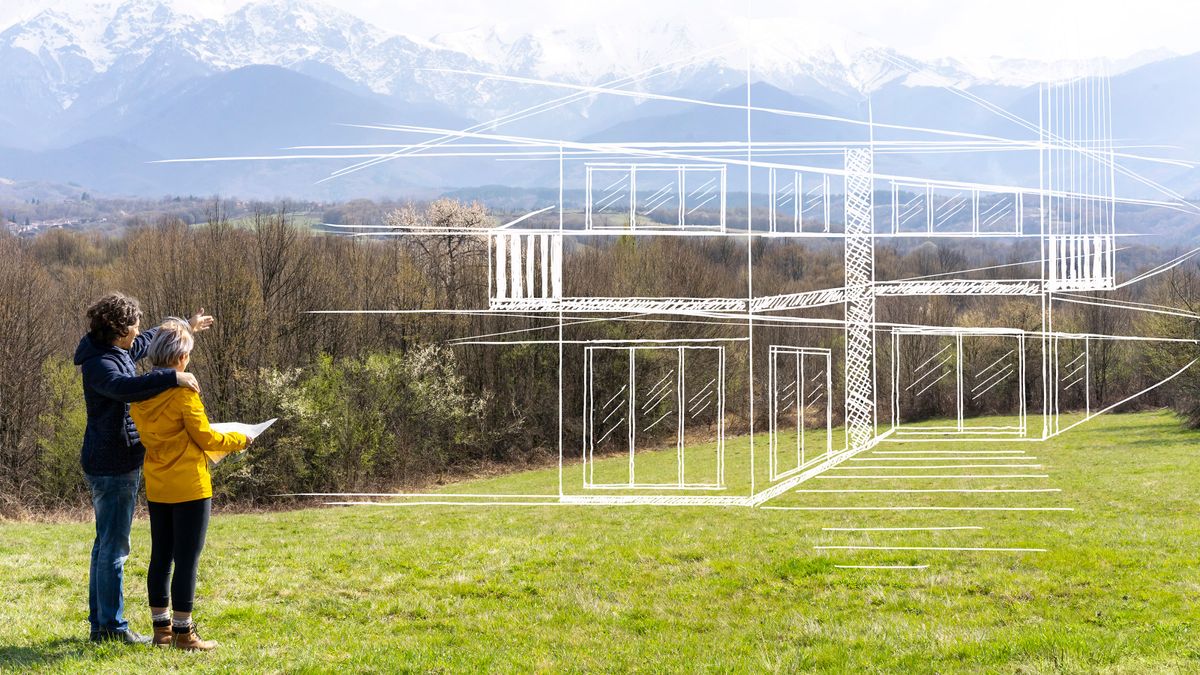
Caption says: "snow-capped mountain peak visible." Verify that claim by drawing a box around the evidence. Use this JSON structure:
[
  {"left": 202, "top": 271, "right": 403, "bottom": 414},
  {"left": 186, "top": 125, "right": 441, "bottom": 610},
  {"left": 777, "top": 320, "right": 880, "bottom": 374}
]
[
  {"left": 8, "top": 5, "right": 110, "bottom": 66},
  {"left": 3, "top": 0, "right": 1148, "bottom": 103},
  {"left": 429, "top": 15, "right": 923, "bottom": 96},
  {"left": 0, "top": 0, "right": 1184, "bottom": 153},
  {"left": 102, "top": 0, "right": 192, "bottom": 58}
]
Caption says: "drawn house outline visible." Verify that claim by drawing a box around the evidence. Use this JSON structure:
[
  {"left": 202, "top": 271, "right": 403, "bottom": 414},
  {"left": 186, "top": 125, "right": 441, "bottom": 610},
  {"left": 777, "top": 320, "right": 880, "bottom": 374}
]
[
  {"left": 161, "top": 53, "right": 1200, "bottom": 508},
  {"left": 448, "top": 74, "right": 1196, "bottom": 507}
]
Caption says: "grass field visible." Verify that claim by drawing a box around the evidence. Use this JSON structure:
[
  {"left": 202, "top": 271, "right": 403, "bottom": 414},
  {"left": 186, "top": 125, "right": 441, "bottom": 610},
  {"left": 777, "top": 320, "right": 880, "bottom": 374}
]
[{"left": 1, "top": 410, "right": 1199, "bottom": 672}]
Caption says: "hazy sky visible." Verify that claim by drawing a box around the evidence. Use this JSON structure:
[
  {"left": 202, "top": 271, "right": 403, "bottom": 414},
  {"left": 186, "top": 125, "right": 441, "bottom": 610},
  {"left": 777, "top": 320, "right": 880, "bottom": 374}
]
[{"left": 1, "top": 0, "right": 1196, "bottom": 62}]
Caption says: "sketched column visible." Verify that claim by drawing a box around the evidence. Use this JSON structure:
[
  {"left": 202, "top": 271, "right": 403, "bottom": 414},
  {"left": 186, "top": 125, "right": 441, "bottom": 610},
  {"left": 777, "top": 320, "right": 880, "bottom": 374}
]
[{"left": 843, "top": 148, "right": 876, "bottom": 451}]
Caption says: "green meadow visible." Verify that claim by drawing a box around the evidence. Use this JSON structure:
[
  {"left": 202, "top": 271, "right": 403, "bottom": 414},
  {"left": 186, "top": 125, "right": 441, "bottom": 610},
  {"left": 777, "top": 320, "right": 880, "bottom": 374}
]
[{"left": 1, "top": 410, "right": 1198, "bottom": 673}]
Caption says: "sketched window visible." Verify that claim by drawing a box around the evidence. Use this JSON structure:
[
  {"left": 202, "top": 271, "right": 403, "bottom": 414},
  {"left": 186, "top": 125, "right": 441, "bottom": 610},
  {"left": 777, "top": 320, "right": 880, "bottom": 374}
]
[{"left": 586, "top": 164, "right": 724, "bottom": 231}]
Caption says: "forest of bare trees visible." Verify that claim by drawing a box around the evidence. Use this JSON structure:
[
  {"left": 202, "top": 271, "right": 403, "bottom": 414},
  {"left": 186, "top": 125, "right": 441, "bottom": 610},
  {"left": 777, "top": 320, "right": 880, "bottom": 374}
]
[{"left": 0, "top": 199, "right": 1197, "bottom": 515}]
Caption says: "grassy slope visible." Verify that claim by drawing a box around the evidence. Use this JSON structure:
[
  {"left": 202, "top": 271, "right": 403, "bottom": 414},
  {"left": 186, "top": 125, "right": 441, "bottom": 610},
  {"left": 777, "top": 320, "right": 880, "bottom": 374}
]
[{"left": 1, "top": 411, "right": 1199, "bottom": 673}]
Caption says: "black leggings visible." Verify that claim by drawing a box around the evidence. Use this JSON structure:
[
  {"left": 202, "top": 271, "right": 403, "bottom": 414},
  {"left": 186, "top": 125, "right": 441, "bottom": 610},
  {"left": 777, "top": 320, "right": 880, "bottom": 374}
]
[{"left": 147, "top": 498, "right": 210, "bottom": 613}]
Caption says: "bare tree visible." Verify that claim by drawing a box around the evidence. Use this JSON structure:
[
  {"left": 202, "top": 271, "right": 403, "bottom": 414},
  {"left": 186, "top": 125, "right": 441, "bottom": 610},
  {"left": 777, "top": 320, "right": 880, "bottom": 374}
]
[
  {"left": 0, "top": 237, "right": 57, "bottom": 503},
  {"left": 386, "top": 199, "right": 491, "bottom": 310}
]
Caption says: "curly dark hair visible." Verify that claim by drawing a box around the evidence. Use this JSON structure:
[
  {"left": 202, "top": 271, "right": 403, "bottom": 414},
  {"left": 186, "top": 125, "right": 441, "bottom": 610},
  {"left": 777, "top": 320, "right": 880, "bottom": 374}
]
[{"left": 87, "top": 292, "right": 143, "bottom": 345}]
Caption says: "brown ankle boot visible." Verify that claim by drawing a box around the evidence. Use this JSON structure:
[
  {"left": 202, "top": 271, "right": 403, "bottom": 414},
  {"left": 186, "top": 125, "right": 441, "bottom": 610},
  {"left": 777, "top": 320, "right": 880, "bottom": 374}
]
[
  {"left": 152, "top": 624, "right": 173, "bottom": 647},
  {"left": 172, "top": 624, "right": 218, "bottom": 651}
]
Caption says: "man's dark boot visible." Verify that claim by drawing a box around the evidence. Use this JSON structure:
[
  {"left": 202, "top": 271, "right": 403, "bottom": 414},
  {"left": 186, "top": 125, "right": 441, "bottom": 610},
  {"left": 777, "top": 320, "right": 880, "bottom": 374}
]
[{"left": 90, "top": 629, "right": 152, "bottom": 645}]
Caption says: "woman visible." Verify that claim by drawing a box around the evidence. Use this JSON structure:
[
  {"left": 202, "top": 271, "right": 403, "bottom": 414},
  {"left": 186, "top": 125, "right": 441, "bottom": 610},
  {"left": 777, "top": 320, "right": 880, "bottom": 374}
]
[
  {"left": 129, "top": 319, "right": 250, "bottom": 651},
  {"left": 74, "top": 293, "right": 206, "bottom": 645}
]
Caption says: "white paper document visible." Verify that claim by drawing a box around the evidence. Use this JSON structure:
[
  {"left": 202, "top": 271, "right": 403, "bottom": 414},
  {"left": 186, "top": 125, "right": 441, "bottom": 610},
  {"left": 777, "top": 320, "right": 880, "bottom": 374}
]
[
  {"left": 210, "top": 418, "right": 277, "bottom": 440},
  {"left": 206, "top": 418, "right": 277, "bottom": 463}
]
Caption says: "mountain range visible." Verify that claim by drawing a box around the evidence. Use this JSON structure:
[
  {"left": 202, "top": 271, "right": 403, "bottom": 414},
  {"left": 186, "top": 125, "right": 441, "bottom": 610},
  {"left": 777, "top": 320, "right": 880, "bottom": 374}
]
[{"left": 0, "top": 0, "right": 1197, "bottom": 201}]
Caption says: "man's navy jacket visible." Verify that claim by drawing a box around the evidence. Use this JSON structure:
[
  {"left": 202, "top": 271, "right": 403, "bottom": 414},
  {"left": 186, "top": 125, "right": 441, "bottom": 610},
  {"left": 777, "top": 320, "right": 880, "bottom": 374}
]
[{"left": 73, "top": 327, "right": 177, "bottom": 476}]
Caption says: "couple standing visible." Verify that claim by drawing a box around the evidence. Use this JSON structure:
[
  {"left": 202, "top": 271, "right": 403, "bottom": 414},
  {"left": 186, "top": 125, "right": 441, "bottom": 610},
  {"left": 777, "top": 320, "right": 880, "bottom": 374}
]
[{"left": 75, "top": 292, "right": 251, "bottom": 650}]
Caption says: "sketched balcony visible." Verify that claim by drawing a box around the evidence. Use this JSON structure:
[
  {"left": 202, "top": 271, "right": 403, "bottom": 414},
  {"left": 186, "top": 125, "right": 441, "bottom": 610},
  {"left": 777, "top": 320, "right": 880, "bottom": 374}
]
[
  {"left": 488, "top": 230, "right": 562, "bottom": 310},
  {"left": 1045, "top": 234, "right": 1116, "bottom": 291},
  {"left": 487, "top": 227, "right": 748, "bottom": 313}
]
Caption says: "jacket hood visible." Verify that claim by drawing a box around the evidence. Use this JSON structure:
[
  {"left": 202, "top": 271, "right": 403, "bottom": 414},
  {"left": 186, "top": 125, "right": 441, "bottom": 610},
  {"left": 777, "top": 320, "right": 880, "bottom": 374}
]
[{"left": 73, "top": 334, "right": 112, "bottom": 365}]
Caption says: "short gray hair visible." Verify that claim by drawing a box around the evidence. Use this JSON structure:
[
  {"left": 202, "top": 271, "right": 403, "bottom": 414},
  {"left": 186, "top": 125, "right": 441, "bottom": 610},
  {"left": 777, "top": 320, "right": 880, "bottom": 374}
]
[{"left": 147, "top": 317, "right": 194, "bottom": 368}]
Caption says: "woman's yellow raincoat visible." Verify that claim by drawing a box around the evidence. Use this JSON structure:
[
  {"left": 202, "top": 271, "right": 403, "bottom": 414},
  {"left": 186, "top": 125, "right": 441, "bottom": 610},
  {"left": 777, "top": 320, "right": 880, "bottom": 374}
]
[{"left": 130, "top": 386, "right": 248, "bottom": 503}]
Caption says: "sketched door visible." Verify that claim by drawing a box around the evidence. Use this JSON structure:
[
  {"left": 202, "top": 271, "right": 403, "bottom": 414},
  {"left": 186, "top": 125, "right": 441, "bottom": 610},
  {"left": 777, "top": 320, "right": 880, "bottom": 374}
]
[
  {"left": 768, "top": 347, "right": 832, "bottom": 480},
  {"left": 584, "top": 345, "right": 725, "bottom": 488},
  {"left": 895, "top": 332, "right": 958, "bottom": 427},
  {"left": 961, "top": 333, "right": 1025, "bottom": 434},
  {"left": 893, "top": 329, "right": 1025, "bottom": 435}
]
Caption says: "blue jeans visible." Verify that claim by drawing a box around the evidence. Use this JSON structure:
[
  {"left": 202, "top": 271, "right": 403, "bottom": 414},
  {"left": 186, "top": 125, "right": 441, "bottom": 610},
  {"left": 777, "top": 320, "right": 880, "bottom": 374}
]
[{"left": 86, "top": 468, "right": 141, "bottom": 634}]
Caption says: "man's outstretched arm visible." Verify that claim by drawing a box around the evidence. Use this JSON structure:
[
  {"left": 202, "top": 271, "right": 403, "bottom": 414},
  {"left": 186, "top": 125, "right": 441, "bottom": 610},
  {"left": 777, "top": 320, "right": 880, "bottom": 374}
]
[{"left": 83, "top": 358, "right": 191, "bottom": 403}]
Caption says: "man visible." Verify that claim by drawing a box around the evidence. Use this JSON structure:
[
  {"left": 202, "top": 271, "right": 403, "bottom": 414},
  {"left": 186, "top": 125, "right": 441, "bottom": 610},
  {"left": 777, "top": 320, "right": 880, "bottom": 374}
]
[{"left": 73, "top": 292, "right": 214, "bottom": 644}]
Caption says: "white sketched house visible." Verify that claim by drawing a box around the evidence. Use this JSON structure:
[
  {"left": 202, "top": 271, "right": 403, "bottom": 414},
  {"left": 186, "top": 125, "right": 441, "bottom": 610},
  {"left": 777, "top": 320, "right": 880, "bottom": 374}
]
[
  {"left": 174, "top": 71, "right": 1199, "bottom": 507},
  {"left": 437, "top": 77, "right": 1194, "bottom": 507}
]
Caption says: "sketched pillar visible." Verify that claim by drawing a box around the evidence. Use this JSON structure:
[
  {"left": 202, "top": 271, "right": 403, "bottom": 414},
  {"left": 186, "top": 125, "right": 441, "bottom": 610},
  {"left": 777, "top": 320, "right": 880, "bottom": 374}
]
[{"left": 843, "top": 148, "right": 876, "bottom": 451}]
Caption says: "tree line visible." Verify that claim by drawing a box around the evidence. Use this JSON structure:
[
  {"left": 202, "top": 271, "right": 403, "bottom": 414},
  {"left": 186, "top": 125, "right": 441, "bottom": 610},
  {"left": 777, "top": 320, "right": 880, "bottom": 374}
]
[{"left": 0, "top": 199, "right": 1197, "bottom": 514}]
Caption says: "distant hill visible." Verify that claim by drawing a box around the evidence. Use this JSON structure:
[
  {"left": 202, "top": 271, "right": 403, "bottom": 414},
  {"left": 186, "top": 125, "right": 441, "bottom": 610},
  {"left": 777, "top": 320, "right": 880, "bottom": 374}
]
[{"left": 0, "top": 65, "right": 476, "bottom": 198}]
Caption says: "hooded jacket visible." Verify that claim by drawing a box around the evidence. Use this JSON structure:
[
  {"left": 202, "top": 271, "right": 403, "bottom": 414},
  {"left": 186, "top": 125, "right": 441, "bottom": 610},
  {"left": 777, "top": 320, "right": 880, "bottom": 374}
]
[
  {"left": 73, "top": 327, "right": 178, "bottom": 476},
  {"left": 130, "top": 379, "right": 248, "bottom": 503}
]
